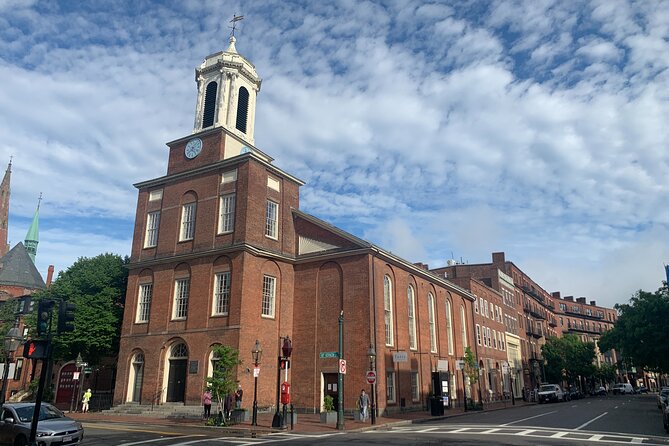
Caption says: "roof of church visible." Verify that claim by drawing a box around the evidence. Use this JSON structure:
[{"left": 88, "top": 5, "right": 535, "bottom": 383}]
[{"left": 0, "top": 242, "right": 46, "bottom": 290}]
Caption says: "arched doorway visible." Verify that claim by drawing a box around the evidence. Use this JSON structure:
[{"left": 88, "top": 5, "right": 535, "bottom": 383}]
[
  {"left": 55, "top": 363, "right": 78, "bottom": 410},
  {"left": 166, "top": 343, "right": 188, "bottom": 402},
  {"left": 127, "top": 352, "right": 144, "bottom": 403}
]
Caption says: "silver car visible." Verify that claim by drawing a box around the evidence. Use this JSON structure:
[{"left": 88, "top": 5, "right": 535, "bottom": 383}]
[{"left": 0, "top": 402, "right": 84, "bottom": 446}]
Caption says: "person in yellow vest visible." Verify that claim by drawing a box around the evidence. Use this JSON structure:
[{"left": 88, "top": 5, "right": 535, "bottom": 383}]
[{"left": 81, "top": 388, "right": 92, "bottom": 413}]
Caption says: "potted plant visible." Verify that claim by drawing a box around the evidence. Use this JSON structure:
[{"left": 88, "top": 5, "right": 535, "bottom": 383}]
[{"left": 320, "top": 395, "right": 337, "bottom": 423}]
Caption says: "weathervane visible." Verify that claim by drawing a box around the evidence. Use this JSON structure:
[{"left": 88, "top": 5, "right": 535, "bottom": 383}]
[{"left": 229, "top": 14, "right": 244, "bottom": 37}]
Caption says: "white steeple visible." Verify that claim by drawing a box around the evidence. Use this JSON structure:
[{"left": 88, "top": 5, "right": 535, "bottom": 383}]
[{"left": 193, "top": 35, "right": 262, "bottom": 145}]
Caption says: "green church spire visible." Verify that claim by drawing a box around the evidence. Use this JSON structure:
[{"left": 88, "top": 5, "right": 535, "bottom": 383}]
[{"left": 25, "top": 193, "right": 41, "bottom": 263}]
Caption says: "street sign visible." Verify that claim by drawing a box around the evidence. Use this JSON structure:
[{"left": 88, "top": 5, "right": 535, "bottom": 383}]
[
  {"left": 319, "top": 351, "right": 339, "bottom": 359},
  {"left": 253, "top": 367, "right": 260, "bottom": 378},
  {"left": 392, "top": 351, "right": 408, "bottom": 363},
  {"left": 339, "top": 359, "right": 347, "bottom": 374},
  {"left": 366, "top": 370, "right": 376, "bottom": 384},
  {"left": 73, "top": 371, "right": 80, "bottom": 380}
]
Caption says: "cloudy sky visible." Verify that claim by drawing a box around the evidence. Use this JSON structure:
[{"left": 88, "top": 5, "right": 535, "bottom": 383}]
[{"left": 1, "top": 0, "right": 668, "bottom": 308}]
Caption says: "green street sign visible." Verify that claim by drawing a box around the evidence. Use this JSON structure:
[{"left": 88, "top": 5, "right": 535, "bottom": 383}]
[{"left": 319, "top": 351, "right": 339, "bottom": 359}]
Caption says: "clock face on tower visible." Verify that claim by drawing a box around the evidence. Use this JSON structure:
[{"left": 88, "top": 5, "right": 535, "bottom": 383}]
[{"left": 184, "top": 138, "right": 203, "bottom": 159}]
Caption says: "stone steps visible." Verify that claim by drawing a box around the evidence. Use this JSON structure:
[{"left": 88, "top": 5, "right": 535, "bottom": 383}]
[{"left": 103, "top": 403, "right": 204, "bottom": 419}]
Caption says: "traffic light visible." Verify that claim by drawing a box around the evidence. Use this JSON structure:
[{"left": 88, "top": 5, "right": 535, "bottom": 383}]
[
  {"left": 280, "top": 359, "right": 291, "bottom": 370},
  {"left": 58, "top": 301, "right": 76, "bottom": 334},
  {"left": 36, "top": 300, "right": 55, "bottom": 336},
  {"left": 22, "top": 340, "right": 48, "bottom": 359}
]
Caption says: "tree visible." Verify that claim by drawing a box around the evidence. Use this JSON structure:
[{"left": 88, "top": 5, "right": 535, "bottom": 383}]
[
  {"left": 0, "top": 299, "right": 19, "bottom": 357},
  {"left": 27, "top": 253, "right": 129, "bottom": 365},
  {"left": 542, "top": 335, "right": 596, "bottom": 386},
  {"left": 598, "top": 284, "right": 669, "bottom": 373},
  {"left": 206, "top": 345, "right": 241, "bottom": 419}
]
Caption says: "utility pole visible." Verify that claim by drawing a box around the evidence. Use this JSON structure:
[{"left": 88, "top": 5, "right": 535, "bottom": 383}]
[{"left": 337, "top": 311, "right": 344, "bottom": 430}]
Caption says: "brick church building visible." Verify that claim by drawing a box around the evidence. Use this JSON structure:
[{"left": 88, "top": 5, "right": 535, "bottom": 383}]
[{"left": 113, "top": 36, "right": 477, "bottom": 414}]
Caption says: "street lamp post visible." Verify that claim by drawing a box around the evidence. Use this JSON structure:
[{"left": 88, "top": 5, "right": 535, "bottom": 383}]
[
  {"left": 251, "top": 340, "right": 262, "bottom": 426},
  {"left": 0, "top": 325, "right": 22, "bottom": 404},
  {"left": 280, "top": 337, "right": 292, "bottom": 429},
  {"left": 367, "top": 345, "right": 376, "bottom": 425},
  {"left": 70, "top": 353, "right": 85, "bottom": 413}
]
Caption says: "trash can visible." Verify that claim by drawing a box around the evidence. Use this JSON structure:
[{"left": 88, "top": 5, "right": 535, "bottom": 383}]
[{"left": 430, "top": 397, "right": 444, "bottom": 416}]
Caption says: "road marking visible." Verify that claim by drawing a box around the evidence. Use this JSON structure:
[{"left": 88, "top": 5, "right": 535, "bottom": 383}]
[
  {"left": 417, "top": 427, "right": 439, "bottom": 433},
  {"left": 615, "top": 406, "right": 619, "bottom": 409},
  {"left": 575, "top": 411, "right": 607, "bottom": 430},
  {"left": 481, "top": 428, "right": 499, "bottom": 434},
  {"left": 118, "top": 436, "right": 199, "bottom": 446},
  {"left": 590, "top": 434, "right": 603, "bottom": 441},
  {"left": 516, "top": 429, "right": 535, "bottom": 436},
  {"left": 571, "top": 405, "right": 577, "bottom": 408},
  {"left": 501, "top": 410, "right": 557, "bottom": 426},
  {"left": 449, "top": 428, "right": 471, "bottom": 433},
  {"left": 631, "top": 438, "right": 643, "bottom": 444},
  {"left": 551, "top": 432, "right": 568, "bottom": 438}
]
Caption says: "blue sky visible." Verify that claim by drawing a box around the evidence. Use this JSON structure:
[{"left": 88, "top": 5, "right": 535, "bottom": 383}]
[{"left": 1, "top": 0, "right": 668, "bottom": 308}]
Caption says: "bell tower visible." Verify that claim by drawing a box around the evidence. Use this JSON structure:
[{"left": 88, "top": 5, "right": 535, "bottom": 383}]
[{"left": 193, "top": 35, "right": 262, "bottom": 146}]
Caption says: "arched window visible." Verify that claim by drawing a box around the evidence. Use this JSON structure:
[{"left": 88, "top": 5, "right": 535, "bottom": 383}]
[
  {"left": 384, "top": 275, "right": 393, "bottom": 346},
  {"left": 236, "top": 86, "right": 249, "bottom": 133},
  {"left": 407, "top": 286, "right": 417, "bottom": 350},
  {"left": 460, "top": 305, "right": 468, "bottom": 348},
  {"left": 202, "top": 81, "right": 218, "bottom": 128},
  {"left": 428, "top": 293, "right": 436, "bottom": 353},
  {"left": 445, "top": 300, "right": 454, "bottom": 355},
  {"left": 171, "top": 343, "right": 188, "bottom": 358}
]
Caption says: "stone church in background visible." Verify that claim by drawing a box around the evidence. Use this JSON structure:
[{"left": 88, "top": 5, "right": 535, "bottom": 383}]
[{"left": 114, "top": 35, "right": 477, "bottom": 415}]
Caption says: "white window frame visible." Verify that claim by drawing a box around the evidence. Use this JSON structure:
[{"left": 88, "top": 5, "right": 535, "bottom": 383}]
[
  {"left": 460, "top": 305, "right": 468, "bottom": 348},
  {"left": 408, "top": 286, "right": 417, "bottom": 350},
  {"left": 213, "top": 272, "right": 231, "bottom": 316},
  {"left": 180, "top": 202, "right": 196, "bottom": 241},
  {"left": 384, "top": 275, "right": 394, "bottom": 346},
  {"left": 474, "top": 298, "right": 479, "bottom": 314},
  {"left": 136, "top": 283, "right": 152, "bottom": 323},
  {"left": 476, "top": 324, "right": 482, "bottom": 346},
  {"left": 493, "top": 329, "right": 497, "bottom": 349},
  {"left": 428, "top": 293, "right": 437, "bottom": 353},
  {"left": 410, "top": 371, "right": 420, "bottom": 402},
  {"left": 173, "top": 278, "right": 190, "bottom": 320},
  {"left": 265, "top": 200, "right": 278, "bottom": 239},
  {"left": 445, "top": 300, "right": 454, "bottom": 355},
  {"left": 386, "top": 371, "right": 396, "bottom": 403},
  {"left": 144, "top": 211, "right": 160, "bottom": 248},
  {"left": 218, "top": 194, "right": 235, "bottom": 234},
  {"left": 262, "top": 275, "right": 276, "bottom": 318}
]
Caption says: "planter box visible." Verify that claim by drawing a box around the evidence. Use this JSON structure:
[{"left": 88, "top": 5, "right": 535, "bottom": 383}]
[
  {"left": 320, "top": 411, "right": 337, "bottom": 424},
  {"left": 230, "top": 409, "right": 248, "bottom": 424}
]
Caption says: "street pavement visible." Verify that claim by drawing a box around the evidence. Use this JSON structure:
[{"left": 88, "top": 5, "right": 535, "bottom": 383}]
[{"left": 71, "top": 394, "right": 669, "bottom": 445}]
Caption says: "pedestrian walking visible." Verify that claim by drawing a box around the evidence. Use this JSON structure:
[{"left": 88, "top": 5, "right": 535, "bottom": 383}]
[
  {"left": 202, "top": 388, "right": 213, "bottom": 418},
  {"left": 358, "top": 389, "right": 370, "bottom": 422},
  {"left": 81, "top": 388, "right": 92, "bottom": 413}
]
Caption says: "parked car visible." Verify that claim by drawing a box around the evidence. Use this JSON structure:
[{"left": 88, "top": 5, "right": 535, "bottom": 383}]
[
  {"left": 658, "top": 387, "right": 669, "bottom": 409},
  {"left": 0, "top": 402, "right": 84, "bottom": 446},
  {"left": 538, "top": 384, "right": 565, "bottom": 403},
  {"left": 663, "top": 397, "right": 669, "bottom": 434},
  {"left": 592, "top": 386, "right": 607, "bottom": 396},
  {"left": 637, "top": 386, "right": 648, "bottom": 394},
  {"left": 612, "top": 383, "right": 634, "bottom": 395},
  {"left": 568, "top": 388, "right": 584, "bottom": 400}
]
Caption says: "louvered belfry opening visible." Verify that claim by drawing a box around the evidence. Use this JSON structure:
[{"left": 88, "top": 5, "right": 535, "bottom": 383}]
[
  {"left": 202, "top": 81, "right": 218, "bottom": 128},
  {"left": 235, "top": 86, "right": 249, "bottom": 133}
]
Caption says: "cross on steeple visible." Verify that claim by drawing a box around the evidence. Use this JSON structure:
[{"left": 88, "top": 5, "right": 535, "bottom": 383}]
[{"left": 229, "top": 14, "right": 244, "bottom": 37}]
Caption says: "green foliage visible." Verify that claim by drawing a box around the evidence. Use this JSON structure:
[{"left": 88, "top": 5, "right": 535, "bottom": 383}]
[
  {"left": 463, "top": 346, "right": 479, "bottom": 385},
  {"left": 323, "top": 394, "right": 335, "bottom": 412},
  {"left": 205, "top": 345, "right": 241, "bottom": 412},
  {"left": 27, "top": 253, "right": 129, "bottom": 365},
  {"left": 0, "top": 299, "right": 20, "bottom": 357},
  {"left": 542, "top": 334, "right": 596, "bottom": 384},
  {"left": 593, "top": 363, "right": 617, "bottom": 384},
  {"left": 598, "top": 284, "right": 669, "bottom": 373}
]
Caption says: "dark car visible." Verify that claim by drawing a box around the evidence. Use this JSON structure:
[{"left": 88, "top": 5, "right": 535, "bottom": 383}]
[
  {"left": 0, "top": 402, "right": 84, "bottom": 446},
  {"left": 658, "top": 387, "right": 669, "bottom": 409},
  {"left": 569, "top": 388, "right": 584, "bottom": 400},
  {"left": 592, "top": 386, "right": 607, "bottom": 396},
  {"left": 637, "top": 386, "right": 648, "bottom": 394},
  {"left": 663, "top": 398, "right": 669, "bottom": 434}
]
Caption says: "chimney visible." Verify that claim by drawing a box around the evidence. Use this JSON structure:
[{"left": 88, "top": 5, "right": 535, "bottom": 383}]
[
  {"left": 565, "top": 296, "right": 574, "bottom": 301},
  {"left": 492, "top": 252, "right": 505, "bottom": 264},
  {"left": 46, "top": 264, "right": 55, "bottom": 288},
  {"left": 590, "top": 300, "right": 596, "bottom": 306},
  {"left": 552, "top": 291, "right": 561, "bottom": 299},
  {"left": 577, "top": 297, "right": 586, "bottom": 304},
  {"left": 413, "top": 262, "right": 429, "bottom": 270}
]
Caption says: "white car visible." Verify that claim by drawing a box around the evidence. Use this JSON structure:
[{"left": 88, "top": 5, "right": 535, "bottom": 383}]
[
  {"left": 538, "top": 384, "right": 564, "bottom": 403},
  {"left": 0, "top": 402, "right": 84, "bottom": 446},
  {"left": 612, "top": 383, "right": 634, "bottom": 395}
]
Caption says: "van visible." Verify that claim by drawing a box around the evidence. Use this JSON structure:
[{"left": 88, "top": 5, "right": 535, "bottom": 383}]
[{"left": 612, "top": 383, "right": 634, "bottom": 394}]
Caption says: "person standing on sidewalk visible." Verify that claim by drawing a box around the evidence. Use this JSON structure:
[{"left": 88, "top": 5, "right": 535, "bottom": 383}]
[
  {"left": 358, "top": 389, "right": 370, "bottom": 422},
  {"left": 202, "top": 388, "right": 213, "bottom": 418},
  {"left": 81, "top": 389, "right": 92, "bottom": 413}
]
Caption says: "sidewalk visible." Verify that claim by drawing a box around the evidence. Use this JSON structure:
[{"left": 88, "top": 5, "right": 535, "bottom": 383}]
[{"left": 70, "top": 400, "right": 534, "bottom": 435}]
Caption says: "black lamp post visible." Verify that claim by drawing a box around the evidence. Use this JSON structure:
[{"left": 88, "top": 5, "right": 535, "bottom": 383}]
[
  {"left": 280, "top": 336, "right": 292, "bottom": 429},
  {"left": 367, "top": 345, "right": 376, "bottom": 425},
  {"left": 251, "top": 340, "right": 262, "bottom": 426},
  {"left": 1, "top": 325, "right": 22, "bottom": 405}
]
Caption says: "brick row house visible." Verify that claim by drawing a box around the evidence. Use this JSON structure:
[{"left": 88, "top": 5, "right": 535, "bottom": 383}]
[{"left": 113, "top": 37, "right": 478, "bottom": 414}]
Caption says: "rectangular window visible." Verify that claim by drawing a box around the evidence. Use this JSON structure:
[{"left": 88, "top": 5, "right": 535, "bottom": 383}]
[
  {"left": 493, "top": 330, "right": 497, "bottom": 349},
  {"left": 476, "top": 324, "right": 482, "bottom": 346},
  {"left": 484, "top": 300, "right": 489, "bottom": 318},
  {"left": 218, "top": 194, "right": 236, "bottom": 233},
  {"left": 411, "top": 371, "right": 420, "bottom": 402},
  {"left": 386, "top": 372, "right": 396, "bottom": 403},
  {"left": 501, "top": 333, "right": 505, "bottom": 351},
  {"left": 474, "top": 298, "right": 479, "bottom": 314},
  {"left": 136, "top": 283, "right": 153, "bottom": 323},
  {"left": 213, "top": 272, "right": 231, "bottom": 315},
  {"left": 428, "top": 294, "right": 437, "bottom": 353},
  {"left": 384, "top": 276, "right": 394, "bottom": 346},
  {"left": 408, "top": 287, "right": 417, "bottom": 350},
  {"left": 173, "top": 278, "right": 190, "bottom": 319},
  {"left": 265, "top": 200, "right": 278, "bottom": 239},
  {"left": 180, "top": 203, "right": 196, "bottom": 241},
  {"left": 144, "top": 211, "right": 160, "bottom": 248},
  {"left": 13, "top": 358, "right": 23, "bottom": 380},
  {"left": 262, "top": 275, "right": 276, "bottom": 318}
]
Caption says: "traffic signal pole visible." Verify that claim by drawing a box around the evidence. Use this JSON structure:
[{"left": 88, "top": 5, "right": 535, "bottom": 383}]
[{"left": 28, "top": 340, "right": 51, "bottom": 446}]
